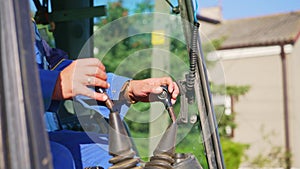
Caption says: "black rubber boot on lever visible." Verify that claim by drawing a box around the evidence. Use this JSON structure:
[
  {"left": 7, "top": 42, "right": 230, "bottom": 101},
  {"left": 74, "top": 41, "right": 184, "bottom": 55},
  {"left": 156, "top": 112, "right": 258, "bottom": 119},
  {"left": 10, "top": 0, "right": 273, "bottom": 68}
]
[
  {"left": 95, "top": 87, "right": 142, "bottom": 169},
  {"left": 144, "top": 86, "right": 178, "bottom": 169}
]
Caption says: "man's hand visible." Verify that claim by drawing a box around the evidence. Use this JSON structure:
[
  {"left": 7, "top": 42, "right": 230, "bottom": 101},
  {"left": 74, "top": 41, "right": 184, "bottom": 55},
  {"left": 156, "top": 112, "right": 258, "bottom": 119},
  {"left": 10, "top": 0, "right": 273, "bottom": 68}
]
[
  {"left": 52, "top": 58, "right": 109, "bottom": 101},
  {"left": 126, "top": 77, "right": 179, "bottom": 104}
]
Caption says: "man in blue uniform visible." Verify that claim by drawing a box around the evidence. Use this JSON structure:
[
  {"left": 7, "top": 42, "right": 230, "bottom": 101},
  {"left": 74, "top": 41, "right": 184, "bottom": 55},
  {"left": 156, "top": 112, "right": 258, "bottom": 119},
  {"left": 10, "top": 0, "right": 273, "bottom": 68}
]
[{"left": 32, "top": 20, "right": 179, "bottom": 169}]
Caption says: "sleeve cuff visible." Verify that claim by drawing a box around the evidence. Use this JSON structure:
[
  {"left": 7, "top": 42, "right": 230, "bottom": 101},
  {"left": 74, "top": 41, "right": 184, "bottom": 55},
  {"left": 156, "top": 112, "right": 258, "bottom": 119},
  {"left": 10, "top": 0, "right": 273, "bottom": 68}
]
[
  {"left": 106, "top": 73, "right": 131, "bottom": 100},
  {"left": 74, "top": 73, "right": 131, "bottom": 119},
  {"left": 51, "top": 59, "right": 73, "bottom": 71}
]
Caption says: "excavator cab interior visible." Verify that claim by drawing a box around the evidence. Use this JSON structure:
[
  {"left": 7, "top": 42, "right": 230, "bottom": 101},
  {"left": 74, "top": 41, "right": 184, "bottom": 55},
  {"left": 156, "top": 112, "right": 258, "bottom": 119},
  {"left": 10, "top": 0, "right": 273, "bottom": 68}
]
[{"left": 0, "top": 0, "right": 225, "bottom": 169}]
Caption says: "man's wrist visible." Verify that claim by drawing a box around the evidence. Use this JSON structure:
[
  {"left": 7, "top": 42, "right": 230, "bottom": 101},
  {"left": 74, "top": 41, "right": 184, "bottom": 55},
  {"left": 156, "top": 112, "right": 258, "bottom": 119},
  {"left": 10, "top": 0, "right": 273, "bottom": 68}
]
[{"left": 121, "top": 80, "right": 137, "bottom": 104}]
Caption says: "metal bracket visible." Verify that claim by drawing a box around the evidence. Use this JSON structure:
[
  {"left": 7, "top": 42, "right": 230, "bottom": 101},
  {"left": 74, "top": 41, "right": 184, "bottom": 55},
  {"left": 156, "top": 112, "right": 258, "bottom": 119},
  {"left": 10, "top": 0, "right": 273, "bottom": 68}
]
[
  {"left": 177, "top": 80, "right": 189, "bottom": 124},
  {"left": 49, "top": 5, "right": 106, "bottom": 22}
]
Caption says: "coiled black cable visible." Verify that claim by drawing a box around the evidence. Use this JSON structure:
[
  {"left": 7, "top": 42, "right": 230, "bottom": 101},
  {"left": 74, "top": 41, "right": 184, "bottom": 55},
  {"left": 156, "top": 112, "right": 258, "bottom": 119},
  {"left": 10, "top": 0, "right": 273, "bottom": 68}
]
[{"left": 186, "top": 22, "right": 200, "bottom": 103}]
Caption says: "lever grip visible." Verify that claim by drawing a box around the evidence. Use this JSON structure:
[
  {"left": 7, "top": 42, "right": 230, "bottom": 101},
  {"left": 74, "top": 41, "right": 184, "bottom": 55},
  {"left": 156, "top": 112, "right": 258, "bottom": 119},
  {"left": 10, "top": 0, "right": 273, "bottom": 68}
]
[
  {"left": 157, "top": 86, "right": 176, "bottom": 123},
  {"left": 95, "top": 87, "right": 114, "bottom": 112},
  {"left": 157, "top": 86, "right": 173, "bottom": 109}
]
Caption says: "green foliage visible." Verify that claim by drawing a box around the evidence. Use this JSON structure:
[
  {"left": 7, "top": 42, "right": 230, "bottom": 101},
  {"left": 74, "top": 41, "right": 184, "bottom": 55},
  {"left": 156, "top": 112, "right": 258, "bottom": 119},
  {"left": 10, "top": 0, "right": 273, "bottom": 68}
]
[
  {"left": 210, "top": 83, "right": 226, "bottom": 95},
  {"left": 100, "top": 1, "right": 129, "bottom": 24},
  {"left": 249, "top": 146, "right": 291, "bottom": 168},
  {"left": 210, "top": 82, "right": 250, "bottom": 97},
  {"left": 134, "top": 0, "right": 154, "bottom": 13},
  {"left": 226, "top": 85, "right": 251, "bottom": 101},
  {"left": 210, "top": 37, "right": 226, "bottom": 50},
  {"left": 202, "top": 37, "right": 226, "bottom": 68},
  {"left": 96, "top": 34, "right": 153, "bottom": 75},
  {"left": 97, "top": 2, "right": 251, "bottom": 168},
  {"left": 212, "top": 84, "right": 250, "bottom": 138},
  {"left": 169, "top": 32, "right": 223, "bottom": 69},
  {"left": 248, "top": 127, "right": 292, "bottom": 168},
  {"left": 214, "top": 106, "right": 235, "bottom": 137},
  {"left": 215, "top": 84, "right": 250, "bottom": 168},
  {"left": 221, "top": 138, "right": 249, "bottom": 169},
  {"left": 209, "top": 60, "right": 251, "bottom": 168},
  {"left": 124, "top": 102, "right": 151, "bottom": 132},
  {"left": 130, "top": 131, "right": 149, "bottom": 161},
  {"left": 94, "top": 1, "right": 153, "bottom": 75},
  {"left": 97, "top": 2, "right": 155, "bottom": 153},
  {"left": 175, "top": 128, "right": 209, "bottom": 169}
]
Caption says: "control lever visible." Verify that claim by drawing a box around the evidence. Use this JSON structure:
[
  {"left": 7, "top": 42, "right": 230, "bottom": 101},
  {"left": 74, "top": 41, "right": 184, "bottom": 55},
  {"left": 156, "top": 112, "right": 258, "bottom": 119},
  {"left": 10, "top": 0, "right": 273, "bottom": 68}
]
[
  {"left": 95, "top": 87, "right": 141, "bottom": 169},
  {"left": 157, "top": 86, "right": 176, "bottom": 123},
  {"left": 145, "top": 86, "right": 178, "bottom": 169},
  {"left": 95, "top": 87, "right": 114, "bottom": 112},
  {"left": 146, "top": 86, "right": 203, "bottom": 169}
]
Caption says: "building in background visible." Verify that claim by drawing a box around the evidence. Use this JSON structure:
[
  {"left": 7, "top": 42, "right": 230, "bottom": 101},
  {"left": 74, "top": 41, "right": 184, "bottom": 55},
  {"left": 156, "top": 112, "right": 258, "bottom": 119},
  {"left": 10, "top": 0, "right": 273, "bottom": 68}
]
[{"left": 201, "top": 8, "right": 300, "bottom": 168}]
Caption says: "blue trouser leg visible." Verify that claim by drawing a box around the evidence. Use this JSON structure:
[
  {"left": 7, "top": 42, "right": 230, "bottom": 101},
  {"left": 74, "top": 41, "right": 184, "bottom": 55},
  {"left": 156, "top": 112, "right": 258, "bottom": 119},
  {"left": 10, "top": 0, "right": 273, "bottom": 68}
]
[
  {"left": 49, "top": 130, "right": 112, "bottom": 169},
  {"left": 50, "top": 141, "right": 75, "bottom": 169}
]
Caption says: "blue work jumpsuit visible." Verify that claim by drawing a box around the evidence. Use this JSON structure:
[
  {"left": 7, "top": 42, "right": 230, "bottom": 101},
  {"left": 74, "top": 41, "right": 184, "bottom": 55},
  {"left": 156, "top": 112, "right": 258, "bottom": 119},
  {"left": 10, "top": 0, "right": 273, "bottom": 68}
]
[{"left": 33, "top": 21, "right": 130, "bottom": 169}]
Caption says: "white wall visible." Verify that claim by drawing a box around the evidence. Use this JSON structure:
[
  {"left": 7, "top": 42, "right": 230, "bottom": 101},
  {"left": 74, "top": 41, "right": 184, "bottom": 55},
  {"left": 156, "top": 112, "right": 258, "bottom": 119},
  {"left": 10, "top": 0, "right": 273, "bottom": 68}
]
[
  {"left": 218, "top": 46, "right": 292, "bottom": 167},
  {"left": 289, "top": 40, "right": 300, "bottom": 167}
]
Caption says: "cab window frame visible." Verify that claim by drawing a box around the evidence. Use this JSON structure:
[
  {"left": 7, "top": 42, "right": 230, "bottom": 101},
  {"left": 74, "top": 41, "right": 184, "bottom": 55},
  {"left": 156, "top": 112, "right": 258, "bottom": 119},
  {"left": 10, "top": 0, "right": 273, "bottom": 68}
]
[{"left": 0, "top": 0, "right": 53, "bottom": 168}]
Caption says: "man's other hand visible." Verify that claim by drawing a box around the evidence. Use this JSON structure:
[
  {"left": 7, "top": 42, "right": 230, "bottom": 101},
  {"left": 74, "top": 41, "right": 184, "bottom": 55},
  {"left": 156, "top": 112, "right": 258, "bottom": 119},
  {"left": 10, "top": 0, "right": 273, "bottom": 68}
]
[{"left": 52, "top": 58, "right": 109, "bottom": 101}]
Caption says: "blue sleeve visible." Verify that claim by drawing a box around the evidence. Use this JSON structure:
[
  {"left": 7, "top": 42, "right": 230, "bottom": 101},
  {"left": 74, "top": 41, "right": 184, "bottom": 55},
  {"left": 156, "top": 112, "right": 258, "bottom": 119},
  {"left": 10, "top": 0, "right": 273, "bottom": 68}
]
[
  {"left": 106, "top": 73, "right": 131, "bottom": 118},
  {"left": 39, "top": 69, "right": 60, "bottom": 110},
  {"left": 41, "top": 39, "right": 69, "bottom": 70},
  {"left": 75, "top": 73, "right": 131, "bottom": 119},
  {"left": 39, "top": 60, "right": 73, "bottom": 111},
  {"left": 33, "top": 20, "right": 131, "bottom": 117},
  {"left": 33, "top": 20, "right": 73, "bottom": 111},
  {"left": 106, "top": 73, "right": 131, "bottom": 100}
]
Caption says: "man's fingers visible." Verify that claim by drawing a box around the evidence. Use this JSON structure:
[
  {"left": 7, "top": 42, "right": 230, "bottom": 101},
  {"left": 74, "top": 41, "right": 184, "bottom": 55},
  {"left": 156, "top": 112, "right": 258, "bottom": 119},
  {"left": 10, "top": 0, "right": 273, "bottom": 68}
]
[
  {"left": 162, "top": 77, "right": 174, "bottom": 86},
  {"left": 94, "top": 92, "right": 108, "bottom": 101},
  {"left": 83, "top": 67, "right": 107, "bottom": 79},
  {"left": 92, "top": 77, "right": 110, "bottom": 88},
  {"left": 75, "top": 63, "right": 107, "bottom": 80},
  {"left": 77, "top": 58, "right": 106, "bottom": 71},
  {"left": 85, "top": 58, "right": 105, "bottom": 68},
  {"left": 171, "top": 82, "right": 179, "bottom": 98},
  {"left": 150, "top": 86, "right": 163, "bottom": 94},
  {"left": 76, "top": 86, "right": 108, "bottom": 101},
  {"left": 171, "top": 98, "right": 177, "bottom": 105},
  {"left": 83, "top": 76, "right": 110, "bottom": 89}
]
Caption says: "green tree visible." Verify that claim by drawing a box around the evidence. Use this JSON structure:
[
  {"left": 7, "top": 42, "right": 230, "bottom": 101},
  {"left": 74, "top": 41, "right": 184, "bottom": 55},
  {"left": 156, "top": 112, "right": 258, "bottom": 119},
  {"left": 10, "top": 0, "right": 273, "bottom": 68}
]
[
  {"left": 95, "top": 2, "right": 251, "bottom": 168},
  {"left": 134, "top": 0, "right": 154, "bottom": 13},
  {"left": 248, "top": 126, "right": 292, "bottom": 168},
  {"left": 94, "top": 1, "right": 153, "bottom": 78},
  {"left": 216, "top": 85, "right": 250, "bottom": 137},
  {"left": 205, "top": 39, "right": 250, "bottom": 168},
  {"left": 218, "top": 85, "right": 250, "bottom": 169}
]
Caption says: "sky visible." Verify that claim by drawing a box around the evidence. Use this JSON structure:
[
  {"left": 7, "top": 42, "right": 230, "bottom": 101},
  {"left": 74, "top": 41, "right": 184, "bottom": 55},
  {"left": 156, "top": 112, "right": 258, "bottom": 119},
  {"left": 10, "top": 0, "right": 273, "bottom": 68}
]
[
  {"left": 199, "top": 0, "right": 300, "bottom": 20},
  {"left": 31, "top": 0, "right": 300, "bottom": 20},
  {"left": 95, "top": 0, "right": 300, "bottom": 20}
]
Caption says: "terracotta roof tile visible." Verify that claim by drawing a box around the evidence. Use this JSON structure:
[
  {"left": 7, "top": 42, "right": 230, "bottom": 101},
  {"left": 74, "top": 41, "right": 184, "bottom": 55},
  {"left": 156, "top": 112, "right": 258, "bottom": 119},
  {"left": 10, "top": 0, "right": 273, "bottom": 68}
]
[{"left": 205, "top": 10, "right": 300, "bottom": 49}]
